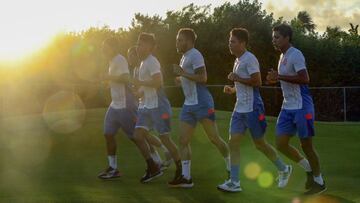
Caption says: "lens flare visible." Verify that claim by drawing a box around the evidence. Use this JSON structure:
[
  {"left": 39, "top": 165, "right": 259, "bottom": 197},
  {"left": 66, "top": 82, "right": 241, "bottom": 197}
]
[
  {"left": 244, "top": 162, "right": 262, "bottom": 180},
  {"left": 257, "top": 171, "right": 274, "bottom": 188},
  {"left": 42, "top": 91, "right": 86, "bottom": 134},
  {"left": 304, "top": 195, "right": 341, "bottom": 203}
]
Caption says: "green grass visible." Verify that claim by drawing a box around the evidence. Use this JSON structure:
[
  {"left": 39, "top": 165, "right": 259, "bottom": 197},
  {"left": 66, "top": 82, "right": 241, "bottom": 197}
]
[{"left": 0, "top": 108, "right": 359, "bottom": 203}]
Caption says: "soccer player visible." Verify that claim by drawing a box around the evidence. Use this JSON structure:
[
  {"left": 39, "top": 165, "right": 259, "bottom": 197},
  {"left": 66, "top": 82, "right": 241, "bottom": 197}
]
[
  {"left": 168, "top": 28, "right": 230, "bottom": 188},
  {"left": 97, "top": 37, "right": 142, "bottom": 179},
  {"left": 132, "top": 33, "right": 182, "bottom": 183},
  {"left": 217, "top": 28, "right": 291, "bottom": 192},
  {"left": 127, "top": 46, "right": 173, "bottom": 169},
  {"left": 267, "top": 24, "right": 326, "bottom": 195}
]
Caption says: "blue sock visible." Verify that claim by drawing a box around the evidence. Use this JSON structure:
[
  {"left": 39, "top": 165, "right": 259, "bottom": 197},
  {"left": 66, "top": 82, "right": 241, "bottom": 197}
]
[
  {"left": 273, "top": 157, "right": 287, "bottom": 171},
  {"left": 230, "top": 165, "right": 240, "bottom": 182}
]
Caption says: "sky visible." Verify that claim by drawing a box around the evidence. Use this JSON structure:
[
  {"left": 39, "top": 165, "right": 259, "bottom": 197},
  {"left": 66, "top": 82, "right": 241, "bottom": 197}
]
[{"left": 0, "top": 0, "right": 359, "bottom": 61}]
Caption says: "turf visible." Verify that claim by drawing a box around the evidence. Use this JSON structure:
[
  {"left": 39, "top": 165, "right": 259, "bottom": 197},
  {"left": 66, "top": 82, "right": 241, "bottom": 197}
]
[{"left": 0, "top": 108, "right": 359, "bottom": 203}]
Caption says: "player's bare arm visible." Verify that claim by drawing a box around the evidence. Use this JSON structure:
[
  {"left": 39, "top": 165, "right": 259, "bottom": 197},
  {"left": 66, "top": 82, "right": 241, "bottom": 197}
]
[
  {"left": 133, "top": 72, "right": 162, "bottom": 89},
  {"left": 228, "top": 72, "right": 262, "bottom": 87},
  {"left": 173, "top": 64, "right": 207, "bottom": 83}
]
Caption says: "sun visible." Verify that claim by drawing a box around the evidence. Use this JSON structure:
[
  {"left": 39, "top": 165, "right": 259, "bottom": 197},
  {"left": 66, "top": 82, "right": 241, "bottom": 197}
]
[{"left": 0, "top": 29, "right": 53, "bottom": 63}]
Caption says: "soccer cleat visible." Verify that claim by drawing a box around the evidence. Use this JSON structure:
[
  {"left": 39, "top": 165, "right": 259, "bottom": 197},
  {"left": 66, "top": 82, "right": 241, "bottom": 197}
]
[
  {"left": 305, "top": 171, "right": 315, "bottom": 189},
  {"left": 168, "top": 176, "right": 194, "bottom": 188},
  {"left": 304, "top": 181, "right": 326, "bottom": 195},
  {"left": 217, "top": 179, "right": 242, "bottom": 192},
  {"left": 98, "top": 167, "right": 122, "bottom": 180},
  {"left": 277, "top": 165, "right": 293, "bottom": 188},
  {"left": 140, "top": 168, "right": 163, "bottom": 183}
]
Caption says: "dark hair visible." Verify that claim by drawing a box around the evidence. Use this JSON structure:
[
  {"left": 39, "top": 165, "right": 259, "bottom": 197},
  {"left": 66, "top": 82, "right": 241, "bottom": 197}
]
[
  {"left": 138, "top": 32, "right": 156, "bottom": 48},
  {"left": 273, "top": 24, "right": 293, "bottom": 42},
  {"left": 230, "top": 28, "right": 249, "bottom": 44},
  {"left": 178, "top": 28, "right": 197, "bottom": 43},
  {"left": 103, "top": 37, "right": 120, "bottom": 53}
]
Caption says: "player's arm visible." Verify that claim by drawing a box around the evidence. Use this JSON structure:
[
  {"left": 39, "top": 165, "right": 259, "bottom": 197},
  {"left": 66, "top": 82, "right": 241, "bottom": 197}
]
[
  {"left": 267, "top": 69, "right": 309, "bottom": 85},
  {"left": 101, "top": 73, "right": 131, "bottom": 83},
  {"left": 278, "top": 69, "right": 310, "bottom": 84},
  {"left": 133, "top": 73, "right": 162, "bottom": 89},
  {"left": 228, "top": 72, "right": 262, "bottom": 87},
  {"left": 173, "top": 64, "right": 207, "bottom": 84}
]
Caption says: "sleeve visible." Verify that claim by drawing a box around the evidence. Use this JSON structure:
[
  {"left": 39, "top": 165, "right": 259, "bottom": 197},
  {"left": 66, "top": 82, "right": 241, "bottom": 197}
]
[
  {"left": 293, "top": 51, "right": 307, "bottom": 72},
  {"left": 148, "top": 59, "right": 161, "bottom": 76},
  {"left": 111, "top": 56, "right": 129, "bottom": 76},
  {"left": 192, "top": 52, "right": 205, "bottom": 70},
  {"left": 247, "top": 56, "right": 260, "bottom": 75}
]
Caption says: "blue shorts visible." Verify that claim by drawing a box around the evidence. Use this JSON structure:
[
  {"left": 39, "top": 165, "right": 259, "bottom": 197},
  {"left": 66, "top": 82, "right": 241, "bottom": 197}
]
[
  {"left": 180, "top": 104, "right": 216, "bottom": 127},
  {"left": 229, "top": 108, "right": 267, "bottom": 139},
  {"left": 104, "top": 107, "right": 137, "bottom": 138},
  {"left": 135, "top": 105, "right": 172, "bottom": 135},
  {"left": 276, "top": 108, "right": 315, "bottom": 138}
]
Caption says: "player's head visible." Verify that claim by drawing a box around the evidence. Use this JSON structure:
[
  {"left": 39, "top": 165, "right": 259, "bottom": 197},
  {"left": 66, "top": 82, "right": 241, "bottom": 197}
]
[
  {"left": 272, "top": 24, "right": 292, "bottom": 51},
  {"left": 136, "top": 32, "right": 156, "bottom": 60},
  {"left": 102, "top": 37, "right": 120, "bottom": 59},
  {"left": 127, "top": 46, "right": 139, "bottom": 68},
  {"left": 229, "top": 28, "right": 249, "bottom": 56},
  {"left": 176, "top": 28, "right": 197, "bottom": 54}
]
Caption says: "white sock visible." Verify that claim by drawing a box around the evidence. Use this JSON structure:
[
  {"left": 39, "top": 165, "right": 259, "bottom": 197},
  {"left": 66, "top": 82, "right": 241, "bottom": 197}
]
[
  {"left": 224, "top": 156, "right": 231, "bottom": 171},
  {"left": 108, "top": 155, "right": 117, "bottom": 169},
  {"left": 298, "top": 158, "right": 312, "bottom": 172},
  {"left": 313, "top": 174, "right": 324, "bottom": 185},
  {"left": 151, "top": 151, "right": 162, "bottom": 165},
  {"left": 182, "top": 160, "right": 191, "bottom": 180}
]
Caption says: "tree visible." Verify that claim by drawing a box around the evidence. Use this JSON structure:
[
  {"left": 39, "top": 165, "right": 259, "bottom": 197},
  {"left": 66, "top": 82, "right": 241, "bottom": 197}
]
[{"left": 291, "top": 11, "right": 316, "bottom": 34}]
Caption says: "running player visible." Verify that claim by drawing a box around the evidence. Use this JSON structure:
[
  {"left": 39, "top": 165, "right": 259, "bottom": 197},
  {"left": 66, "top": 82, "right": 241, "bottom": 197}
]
[
  {"left": 267, "top": 24, "right": 326, "bottom": 195},
  {"left": 127, "top": 46, "right": 173, "bottom": 169},
  {"left": 132, "top": 33, "right": 182, "bottom": 183},
  {"left": 217, "top": 28, "right": 290, "bottom": 192},
  {"left": 169, "top": 28, "right": 230, "bottom": 188},
  {"left": 97, "top": 37, "right": 142, "bottom": 179}
]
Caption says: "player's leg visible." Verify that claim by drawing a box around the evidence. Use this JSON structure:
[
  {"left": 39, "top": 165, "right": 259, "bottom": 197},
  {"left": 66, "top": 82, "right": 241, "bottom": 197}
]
[
  {"left": 168, "top": 120, "right": 195, "bottom": 188},
  {"left": 168, "top": 106, "right": 196, "bottom": 187},
  {"left": 146, "top": 107, "right": 183, "bottom": 186},
  {"left": 158, "top": 133, "right": 182, "bottom": 179},
  {"left": 217, "top": 134, "right": 243, "bottom": 192},
  {"left": 275, "top": 110, "right": 305, "bottom": 162},
  {"left": 179, "top": 106, "right": 196, "bottom": 175},
  {"left": 200, "top": 118, "right": 230, "bottom": 173},
  {"left": 145, "top": 133, "right": 173, "bottom": 168},
  {"left": 276, "top": 110, "right": 316, "bottom": 190},
  {"left": 133, "top": 109, "right": 162, "bottom": 183},
  {"left": 247, "top": 109, "right": 290, "bottom": 188},
  {"left": 98, "top": 107, "right": 122, "bottom": 179},
  {"left": 217, "top": 112, "right": 244, "bottom": 192},
  {"left": 295, "top": 109, "right": 326, "bottom": 195}
]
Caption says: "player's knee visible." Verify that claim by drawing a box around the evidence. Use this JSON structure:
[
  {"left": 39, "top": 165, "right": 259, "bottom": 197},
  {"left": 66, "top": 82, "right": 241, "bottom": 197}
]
[
  {"left": 229, "top": 136, "right": 240, "bottom": 148},
  {"left": 301, "top": 142, "right": 314, "bottom": 153},
  {"left": 179, "top": 136, "right": 189, "bottom": 147},
  {"left": 276, "top": 140, "right": 287, "bottom": 151},
  {"left": 300, "top": 138, "right": 313, "bottom": 150},
  {"left": 159, "top": 135, "right": 170, "bottom": 144},
  {"left": 209, "top": 136, "right": 218, "bottom": 145},
  {"left": 254, "top": 142, "right": 266, "bottom": 152},
  {"left": 133, "top": 129, "right": 145, "bottom": 142}
]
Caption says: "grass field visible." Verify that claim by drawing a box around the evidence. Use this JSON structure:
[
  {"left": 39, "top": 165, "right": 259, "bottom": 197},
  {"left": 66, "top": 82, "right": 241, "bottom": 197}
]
[{"left": 0, "top": 108, "right": 359, "bottom": 203}]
